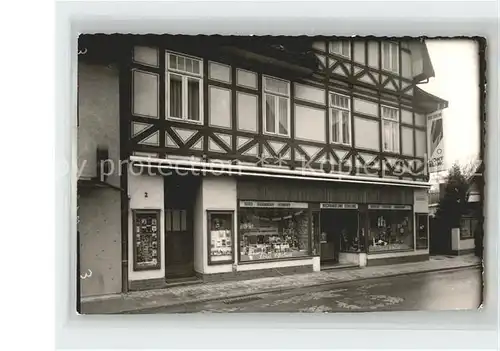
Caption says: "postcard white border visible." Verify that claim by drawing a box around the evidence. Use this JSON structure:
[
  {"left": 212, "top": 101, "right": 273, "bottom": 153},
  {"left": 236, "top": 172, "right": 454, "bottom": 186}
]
[{"left": 50, "top": 1, "right": 500, "bottom": 350}]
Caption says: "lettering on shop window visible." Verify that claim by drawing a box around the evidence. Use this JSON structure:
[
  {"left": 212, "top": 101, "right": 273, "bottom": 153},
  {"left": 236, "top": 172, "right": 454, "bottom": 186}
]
[
  {"left": 239, "top": 201, "right": 308, "bottom": 209},
  {"left": 320, "top": 203, "right": 359, "bottom": 209}
]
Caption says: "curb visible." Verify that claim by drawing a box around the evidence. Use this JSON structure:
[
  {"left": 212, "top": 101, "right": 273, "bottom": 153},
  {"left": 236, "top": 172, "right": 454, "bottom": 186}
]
[{"left": 105, "top": 263, "right": 481, "bottom": 314}]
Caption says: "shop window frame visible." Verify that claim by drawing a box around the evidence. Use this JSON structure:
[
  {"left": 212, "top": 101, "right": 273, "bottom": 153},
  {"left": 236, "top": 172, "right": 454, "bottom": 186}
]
[
  {"left": 415, "top": 212, "right": 429, "bottom": 250},
  {"left": 366, "top": 204, "right": 415, "bottom": 254},
  {"left": 237, "top": 201, "right": 314, "bottom": 264},
  {"left": 206, "top": 210, "right": 235, "bottom": 266},
  {"left": 132, "top": 209, "right": 162, "bottom": 272}
]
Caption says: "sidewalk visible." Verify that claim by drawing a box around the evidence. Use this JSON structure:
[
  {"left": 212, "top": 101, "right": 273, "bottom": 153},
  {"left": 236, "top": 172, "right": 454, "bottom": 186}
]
[{"left": 81, "top": 254, "right": 481, "bottom": 314}]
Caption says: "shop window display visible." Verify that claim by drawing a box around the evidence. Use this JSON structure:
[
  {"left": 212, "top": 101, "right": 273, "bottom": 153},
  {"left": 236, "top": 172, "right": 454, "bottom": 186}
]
[
  {"left": 207, "top": 211, "right": 234, "bottom": 265},
  {"left": 239, "top": 207, "right": 310, "bottom": 262},
  {"left": 368, "top": 209, "right": 414, "bottom": 252}
]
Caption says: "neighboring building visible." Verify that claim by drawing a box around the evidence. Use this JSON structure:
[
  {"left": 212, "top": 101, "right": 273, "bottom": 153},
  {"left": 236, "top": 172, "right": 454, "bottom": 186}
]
[
  {"left": 429, "top": 164, "right": 483, "bottom": 255},
  {"left": 77, "top": 35, "right": 447, "bottom": 297}
]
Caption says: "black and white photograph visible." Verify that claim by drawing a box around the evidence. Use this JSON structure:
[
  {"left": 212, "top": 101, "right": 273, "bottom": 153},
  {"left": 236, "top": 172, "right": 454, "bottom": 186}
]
[{"left": 76, "top": 34, "right": 484, "bottom": 315}]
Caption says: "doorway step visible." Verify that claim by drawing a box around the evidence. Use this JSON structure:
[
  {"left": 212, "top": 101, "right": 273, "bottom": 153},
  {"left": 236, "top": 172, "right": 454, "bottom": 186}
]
[
  {"left": 320, "top": 263, "right": 359, "bottom": 271},
  {"left": 165, "top": 276, "right": 203, "bottom": 288}
]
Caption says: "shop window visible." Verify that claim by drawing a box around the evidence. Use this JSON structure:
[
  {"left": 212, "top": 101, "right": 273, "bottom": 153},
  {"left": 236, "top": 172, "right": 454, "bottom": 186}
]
[
  {"left": 460, "top": 217, "right": 477, "bottom": 239},
  {"left": 415, "top": 213, "right": 429, "bottom": 249},
  {"left": 132, "top": 209, "right": 161, "bottom": 271},
  {"left": 207, "top": 211, "right": 234, "bottom": 265},
  {"left": 368, "top": 206, "right": 414, "bottom": 252},
  {"left": 239, "top": 206, "right": 310, "bottom": 262}
]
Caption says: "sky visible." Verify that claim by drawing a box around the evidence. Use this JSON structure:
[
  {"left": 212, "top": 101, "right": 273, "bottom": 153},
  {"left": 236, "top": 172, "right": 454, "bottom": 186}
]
[{"left": 420, "top": 39, "right": 480, "bottom": 181}]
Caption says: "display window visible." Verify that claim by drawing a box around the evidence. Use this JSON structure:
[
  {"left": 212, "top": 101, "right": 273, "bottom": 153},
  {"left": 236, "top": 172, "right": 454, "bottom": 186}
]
[
  {"left": 367, "top": 205, "right": 414, "bottom": 252},
  {"left": 415, "top": 213, "right": 429, "bottom": 249},
  {"left": 238, "top": 202, "right": 311, "bottom": 262},
  {"left": 207, "top": 211, "right": 234, "bottom": 265}
]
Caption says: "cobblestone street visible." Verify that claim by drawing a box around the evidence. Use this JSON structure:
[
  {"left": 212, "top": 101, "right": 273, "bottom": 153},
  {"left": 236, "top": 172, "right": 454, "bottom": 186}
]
[
  {"left": 81, "top": 255, "right": 481, "bottom": 314},
  {"left": 130, "top": 267, "right": 481, "bottom": 313}
]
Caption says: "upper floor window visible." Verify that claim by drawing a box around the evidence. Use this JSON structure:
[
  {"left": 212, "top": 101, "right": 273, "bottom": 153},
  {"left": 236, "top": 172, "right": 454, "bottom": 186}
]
[
  {"left": 329, "top": 93, "right": 351, "bottom": 145},
  {"left": 382, "top": 105, "right": 400, "bottom": 153},
  {"left": 329, "top": 41, "right": 351, "bottom": 58},
  {"left": 382, "top": 42, "right": 399, "bottom": 73},
  {"left": 263, "top": 76, "right": 290, "bottom": 136},
  {"left": 166, "top": 52, "right": 203, "bottom": 123}
]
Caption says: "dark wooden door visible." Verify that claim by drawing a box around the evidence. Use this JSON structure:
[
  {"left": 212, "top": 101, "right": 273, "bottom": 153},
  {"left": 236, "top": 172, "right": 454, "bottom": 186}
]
[
  {"left": 164, "top": 175, "right": 199, "bottom": 279},
  {"left": 164, "top": 208, "right": 194, "bottom": 279}
]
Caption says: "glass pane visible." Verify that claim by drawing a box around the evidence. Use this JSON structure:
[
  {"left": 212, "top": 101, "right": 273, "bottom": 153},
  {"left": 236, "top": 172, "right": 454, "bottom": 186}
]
[
  {"left": 169, "top": 74, "right": 183, "bottom": 118},
  {"left": 342, "top": 41, "right": 350, "bottom": 56},
  {"left": 278, "top": 97, "right": 288, "bottom": 135},
  {"left": 193, "top": 61, "right": 200, "bottom": 74},
  {"left": 186, "top": 59, "right": 193, "bottom": 73},
  {"left": 209, "top": 213, "right": 233, "bottom": 262},
  {"left": 165, "top": 210, "right": 172, "bottom": 231},
  {"left": 331, "top": 109, "right": 340, "bottom": 142},
  {"left": 342, "top": 111, "right": 350, "bottom": 144},
  {"left": 384, "top": 120, "right": 391, "bottom": 150},
  {"left": 177, "top": 56, "right": 185, "bottom": 71},
  {"left": 265, "top": 94, "right": 276, "bottom": 133},
  {"left": 169, "top": 54, "right": 177, "bottom": 69},
  {"left": 392, "top": 122, "right": 399, "bottom": 151},
  {"left": 265, "top": 77, "right": 289, "bottom": 95},
  {"left": 383, "top": 43, "right": 391, "bottom": 69},
  {"left": 187, "top": 78, "right": 200, "bottom": 121},
  {"left": 239, "top": 208, "right": 310, "bottom": 262},
  {"left": 172, "top": 210, "right": 180, "bottom": 231},
  {"left": 180, "top": 210, "right": 187, "bottom": 231},
  {"left": 368, "top": 210, "right": 414, "bottom": 252},
  {"left": 391, "top": 44, "right": 398, "bottom": 71},
  {"left": 416, "top": 214, "right": 428, "bottom": 249}
]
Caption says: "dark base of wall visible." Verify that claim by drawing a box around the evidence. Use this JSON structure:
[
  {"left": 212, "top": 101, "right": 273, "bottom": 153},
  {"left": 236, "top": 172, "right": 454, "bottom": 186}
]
[
  {"left": 450, "top": 248, "right": 475, "bottom": 256},
  {"left": 197, "top": 265, "right": 314, "bottom": 283},
  {"left": 367, "top": 254, "right": 429, "bottom": 267},
  {"left": 129, "top": 278, "right": 166, "bottom": 291}
]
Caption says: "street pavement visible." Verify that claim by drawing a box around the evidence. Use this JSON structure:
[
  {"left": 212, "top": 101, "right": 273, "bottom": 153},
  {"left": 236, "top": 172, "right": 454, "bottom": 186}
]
[{"left": 128, "top": 267, "right": 481, "bottom": 313}]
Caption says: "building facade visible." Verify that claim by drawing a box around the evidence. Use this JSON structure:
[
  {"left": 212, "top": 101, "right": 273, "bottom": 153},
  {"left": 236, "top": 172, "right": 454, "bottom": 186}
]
[{"left": 77, "top": 35, "right": 447, "bottom": 297}]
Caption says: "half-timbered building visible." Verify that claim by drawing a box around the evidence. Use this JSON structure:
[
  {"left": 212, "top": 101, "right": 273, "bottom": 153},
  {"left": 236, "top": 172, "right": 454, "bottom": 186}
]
[{"left": 77, "top": 35, "right": 448, "bottom": 297}]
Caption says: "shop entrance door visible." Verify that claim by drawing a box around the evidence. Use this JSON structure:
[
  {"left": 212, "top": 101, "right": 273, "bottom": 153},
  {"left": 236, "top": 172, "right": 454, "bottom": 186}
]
[
  {"left": 164, "top": 176, "right": 198, "bottom": 280},
  {"left": 319, "top": 209, "right": 359, "bottom": 264}
]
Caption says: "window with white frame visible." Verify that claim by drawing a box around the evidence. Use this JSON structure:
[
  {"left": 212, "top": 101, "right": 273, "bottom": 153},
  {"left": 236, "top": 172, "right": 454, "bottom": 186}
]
[
  {"left": 263, "top": 76, "right": 290, "bottom": 136},
  {"left": 166, "top": 52, "right": 203, "bottom": 123},
  {"left": 382, "top": 42, "right": 399, "bottom": 73},
  {"left": 382, "top": 105, "right": 400, "bottom": 153},
  {"left": 329, "top": 93, "right": 351, "bottom": 145},
  {"left": 329, "top": 41, "right": 351, "bottom": 58}
]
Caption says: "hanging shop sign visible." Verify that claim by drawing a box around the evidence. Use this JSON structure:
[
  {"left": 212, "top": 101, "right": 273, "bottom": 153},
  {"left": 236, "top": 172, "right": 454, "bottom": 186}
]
[
  {"left": 427, "top": 110, "right": 445, "bottom": 173},
  {"left": 239, "top": 201, "right": 309, "bottom": 209},
  {"left": 320, "top": 203, "right": 359, "bottom": 209},
  {"left": 368, "top": 204, "right": 412, "bottom": 210}
]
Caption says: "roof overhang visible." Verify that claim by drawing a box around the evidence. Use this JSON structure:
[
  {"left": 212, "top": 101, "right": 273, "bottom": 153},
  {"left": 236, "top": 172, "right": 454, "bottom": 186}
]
[
  {"left": 414, "top": 87, "right": 449, "bottom": 114},
  {"left": 129, "top": 156, "right": 431, "bottom": 189}
]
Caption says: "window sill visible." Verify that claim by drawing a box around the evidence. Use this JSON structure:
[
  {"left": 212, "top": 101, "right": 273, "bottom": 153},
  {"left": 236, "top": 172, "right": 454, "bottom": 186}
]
[
  {"left": 263, "top": 131, "right": 291, "bottom": 138},
  {"left": 367, "top": 248, "right": 414, "bottom": 255},
  {"left": 166, "top": 116, "right": 204, "bottom": 125},
  {"left": 238, "top": 255, "right": 313, "bottom": 265}
]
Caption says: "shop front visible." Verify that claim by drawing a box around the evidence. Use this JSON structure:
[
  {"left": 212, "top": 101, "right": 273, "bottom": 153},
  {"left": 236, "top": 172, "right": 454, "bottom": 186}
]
[
  {"left": 125, "top": 172, "right": 430, "bottom": 290},
  {"left": 317, "top": 203, "right": 362, "bottom": 267}
]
